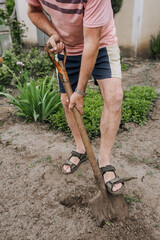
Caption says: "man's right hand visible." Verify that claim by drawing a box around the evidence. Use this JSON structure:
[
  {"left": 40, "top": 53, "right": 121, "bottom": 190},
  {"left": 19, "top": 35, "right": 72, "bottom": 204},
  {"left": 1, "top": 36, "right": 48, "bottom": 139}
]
[{"left": 47, "top": 34, "right": 64, "bottom": 54}]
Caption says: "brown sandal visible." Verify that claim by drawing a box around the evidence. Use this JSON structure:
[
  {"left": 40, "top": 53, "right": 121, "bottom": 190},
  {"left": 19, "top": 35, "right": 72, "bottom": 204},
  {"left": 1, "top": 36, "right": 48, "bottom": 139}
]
[
  {"left": 62, "top": 150, "right": 87, "bottom": 174},
  {"left": 100, "top": 165, "right": 125, "bottom": 195}
]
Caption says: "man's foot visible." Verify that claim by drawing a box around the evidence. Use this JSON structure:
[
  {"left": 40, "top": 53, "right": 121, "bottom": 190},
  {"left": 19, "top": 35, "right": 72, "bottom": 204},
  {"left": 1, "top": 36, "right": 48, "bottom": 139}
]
[
  {"left": 100, "top": 165, "right": 125, "bottom": 195},
  {"left": 62, "top": 150, "right": 87, "bottom": 174}
]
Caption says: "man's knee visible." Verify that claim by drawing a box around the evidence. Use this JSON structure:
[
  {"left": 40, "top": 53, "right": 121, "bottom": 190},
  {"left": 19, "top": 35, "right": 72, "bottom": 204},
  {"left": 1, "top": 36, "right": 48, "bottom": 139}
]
[
  {"left": 61, "top": 93, "right": 69, "bottom": 110},
  {"left": 104, "top": 87, "right": 123, "bottom": 111}
]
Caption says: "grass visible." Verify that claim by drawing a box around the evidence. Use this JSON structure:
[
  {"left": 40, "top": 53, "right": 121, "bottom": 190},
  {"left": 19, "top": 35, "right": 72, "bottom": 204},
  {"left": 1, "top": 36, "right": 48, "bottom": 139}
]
[
  {"left": 121, "top": 62, "right": 129, "bottom": 71},
  {"left": 0, "top": 121, "right": 4, "bottom": 126},
  {"left": 146, "top": 171, "right": 154, "bottom": 177},
  {"left": 125, "top": 195, "right": 141, "bottom": 204},
  {"left": 29, "top": 155, "right": 52, "bottom": 168},
  {"left": 128, "top": 155, "right": 137, "bottom": 163}
]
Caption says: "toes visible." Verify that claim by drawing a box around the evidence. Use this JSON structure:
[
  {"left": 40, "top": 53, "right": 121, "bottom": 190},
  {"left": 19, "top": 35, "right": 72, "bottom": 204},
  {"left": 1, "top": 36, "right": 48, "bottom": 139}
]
[
  {"left": 63, "top": 165, "right": 71, "bottom": 173},
  {"left": 112, "top": 183, "right": 122, "bottom": 192}
]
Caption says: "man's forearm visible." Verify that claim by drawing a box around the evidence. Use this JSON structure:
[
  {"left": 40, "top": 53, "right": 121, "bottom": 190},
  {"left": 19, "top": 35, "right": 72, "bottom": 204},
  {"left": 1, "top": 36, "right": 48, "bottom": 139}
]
[
  {"left": 77, "top": 27, "right": 102, "bottom": 92},
  {"left": 27, "top": 5, "right": 56, "bottom": 37},
  {"left": 77, "top": 43, "right": 99, "bottom": 92}
]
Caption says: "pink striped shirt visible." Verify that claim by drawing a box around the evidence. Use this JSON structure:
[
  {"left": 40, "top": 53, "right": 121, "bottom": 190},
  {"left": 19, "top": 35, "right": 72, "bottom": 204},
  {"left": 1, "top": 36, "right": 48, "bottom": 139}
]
[{"left": 26, "top": 0, "right": 118, "bottom": 55}]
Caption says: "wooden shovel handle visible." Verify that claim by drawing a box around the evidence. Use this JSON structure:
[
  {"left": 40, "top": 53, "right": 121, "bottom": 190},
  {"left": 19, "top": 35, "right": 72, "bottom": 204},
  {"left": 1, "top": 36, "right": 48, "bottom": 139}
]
[{"left": 45, "top": 45, "right": 107, "bottom": 195}]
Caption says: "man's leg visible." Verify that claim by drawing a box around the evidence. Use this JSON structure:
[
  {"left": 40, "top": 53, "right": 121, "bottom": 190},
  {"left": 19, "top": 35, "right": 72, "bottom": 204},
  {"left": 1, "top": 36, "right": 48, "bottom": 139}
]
[
  {"left": 97, "top": 77, "right": 123, "bottom": 192},
  {"left": 61, "top": 93, "right": 85, "bottom": 173}
]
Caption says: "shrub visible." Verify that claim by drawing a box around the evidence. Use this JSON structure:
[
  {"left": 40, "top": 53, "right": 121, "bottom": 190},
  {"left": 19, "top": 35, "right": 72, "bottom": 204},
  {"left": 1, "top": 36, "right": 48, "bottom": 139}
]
[
  {"left": 150, "top": 31, "right": 160, "bottom": 59},
  {"left": 122, "top": 86, "right": 157, "bottom": 125},
  {"left": 49, "top": 86, "right": 157, "bottom": 138},
  {"left": 24, "top": 48, "right": 53, "bottom": 78},
  {"left": 0, "top": 47, "right": 54, "bottom": 86},
  {"left": 0, "top": 76, "right": 61, "bottom": 121},
  {"left": 6, "top": 0, "right": 15, "bottom": 16},
  {"left": 121, "top": 62, "right": 129, "bottom": 71},
  {"left": 0, "top": 65, "right": 12, "bottom": 86},
  {"left": 111, "top": 0, "right": 123, "bottom": 15}
]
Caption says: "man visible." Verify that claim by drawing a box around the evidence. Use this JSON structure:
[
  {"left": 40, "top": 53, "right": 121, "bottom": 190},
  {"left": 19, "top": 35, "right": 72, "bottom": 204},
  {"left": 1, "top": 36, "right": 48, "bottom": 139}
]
[{"left": 26, "top": 0, "right": 125, "bottom": 195}]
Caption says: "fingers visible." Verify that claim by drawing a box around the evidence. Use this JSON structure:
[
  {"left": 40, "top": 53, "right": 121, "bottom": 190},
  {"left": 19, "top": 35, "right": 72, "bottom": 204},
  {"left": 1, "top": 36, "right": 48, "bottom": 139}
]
[
  {"left": 47, "top": 35, "right": 64, "bottom": 54},
  {"left": 69, "top": 102, "right": 84, "bottom": 115},
  {"left": 69, "top": 98, "right": 84, "bottom": 115},
  {"left": 76, "top": 105, "right": 84, "bottom": 115},
  {"left": 69, "top": 101, "right": 75, "bottom": 111},
  {"left": 53, "top": 41, "right": 64, "bottom": 54},
  {"left": 69, "top": 93, "right": 84, "bottom": 115}
]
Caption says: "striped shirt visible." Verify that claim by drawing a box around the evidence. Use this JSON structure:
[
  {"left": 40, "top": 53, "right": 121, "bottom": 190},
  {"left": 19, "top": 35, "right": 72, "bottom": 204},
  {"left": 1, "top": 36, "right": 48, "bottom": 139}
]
[{"left": 26, "top": 0, "right": 118, "bottom": 55}]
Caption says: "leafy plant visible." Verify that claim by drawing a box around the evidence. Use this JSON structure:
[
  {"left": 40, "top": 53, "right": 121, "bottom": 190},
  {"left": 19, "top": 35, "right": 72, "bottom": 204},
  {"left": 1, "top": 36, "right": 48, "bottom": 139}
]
[
  {"left": 6, "top": 0, "right": 15, "bottom": 16},
  {"left": 0, "top": 84, "right": 4, "bottom": 92},
  {"left": 49, "top": 86, "right": 157, "bottom": 138},
  {"left": 111, "top": 0, "right": 123, "bottom": 15},
  {"left": 0, "top": 0, "right": 26, "bottom": 53},
  {"left": 121, "top": 62, "right": 129, "bottom": 71},
  {"left": 0, "top": 47, "right": 54, "bottom": 86},
  {"left": 24, "top": 48, "right": 53, "bottom": 78},
  {"left": 125, "top": 195, "right": 141, "bottom": 204},
  {"left": 150, "top": 31, "right": 160, "bottom": 59},
  {"left": 122, "top": 86, "right": 157, "bottom": 125},
  {"left": 0, "top": 62, "right": 19, "bottom": 86},
  {"left": 0, "top": 76, "right": 61, "bottom": 121}
]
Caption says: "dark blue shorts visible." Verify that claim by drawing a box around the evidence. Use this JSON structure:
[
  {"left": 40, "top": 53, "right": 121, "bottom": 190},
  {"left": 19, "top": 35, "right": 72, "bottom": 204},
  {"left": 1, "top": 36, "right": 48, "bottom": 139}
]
[{"left": 57, "top": 46, "right": 121, "bottom": 93}]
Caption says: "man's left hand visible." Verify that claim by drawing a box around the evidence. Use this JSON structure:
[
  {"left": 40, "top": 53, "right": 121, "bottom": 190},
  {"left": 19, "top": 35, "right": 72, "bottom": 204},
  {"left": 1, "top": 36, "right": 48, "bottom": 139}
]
[{"left": 69, "top": 92, "right": 84, "bottom": 115}]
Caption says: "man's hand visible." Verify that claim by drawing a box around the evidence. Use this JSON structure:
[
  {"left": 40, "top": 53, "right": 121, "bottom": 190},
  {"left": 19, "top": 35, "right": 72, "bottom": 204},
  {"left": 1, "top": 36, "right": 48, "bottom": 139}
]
[
  {"left": 69, "top": 92, "right": 84, "bottom": 115},
  {"left": 47, "top": 34, "right": 64, "bottom": 54}
]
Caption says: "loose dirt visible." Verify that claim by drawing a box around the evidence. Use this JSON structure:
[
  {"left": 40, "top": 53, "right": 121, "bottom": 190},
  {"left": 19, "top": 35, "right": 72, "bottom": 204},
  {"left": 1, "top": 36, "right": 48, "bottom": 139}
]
[{"left": 0, "top": 58, "right": 160, "bottom": 240}]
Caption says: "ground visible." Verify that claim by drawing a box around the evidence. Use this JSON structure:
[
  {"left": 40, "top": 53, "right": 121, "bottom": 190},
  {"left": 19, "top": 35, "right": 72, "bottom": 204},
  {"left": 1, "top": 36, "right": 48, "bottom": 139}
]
[{"left": 0, "top": 58, "right": 160, "bottom": 240}]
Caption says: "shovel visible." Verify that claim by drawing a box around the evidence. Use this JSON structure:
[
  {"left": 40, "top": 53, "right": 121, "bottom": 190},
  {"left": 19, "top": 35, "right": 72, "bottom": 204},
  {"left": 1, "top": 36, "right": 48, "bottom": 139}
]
[{"left": 45, "top": 44, "right": 128, "bottom": 226}]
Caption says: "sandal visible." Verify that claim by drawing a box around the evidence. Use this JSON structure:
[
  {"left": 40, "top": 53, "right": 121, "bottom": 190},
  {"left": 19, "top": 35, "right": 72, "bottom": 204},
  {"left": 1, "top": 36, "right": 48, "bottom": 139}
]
[
  {"left": 100, "top": 165, "right": 125, "bottom": 195},
  {"left": 62, "top": 150, "right": 87, "bottom": 174}
]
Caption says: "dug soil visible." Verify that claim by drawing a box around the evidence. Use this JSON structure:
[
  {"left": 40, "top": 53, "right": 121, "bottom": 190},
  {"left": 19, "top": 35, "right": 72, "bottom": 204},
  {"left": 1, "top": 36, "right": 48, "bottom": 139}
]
[{"left": 0, "top": 58, "right": 160, "bottom": 240}]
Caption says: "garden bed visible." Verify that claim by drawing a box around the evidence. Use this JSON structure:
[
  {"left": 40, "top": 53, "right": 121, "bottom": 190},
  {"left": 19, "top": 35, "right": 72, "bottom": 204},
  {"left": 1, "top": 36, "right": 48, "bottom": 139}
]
[{"left": 0, "top": 58, "right": 160, "bottom": 240}]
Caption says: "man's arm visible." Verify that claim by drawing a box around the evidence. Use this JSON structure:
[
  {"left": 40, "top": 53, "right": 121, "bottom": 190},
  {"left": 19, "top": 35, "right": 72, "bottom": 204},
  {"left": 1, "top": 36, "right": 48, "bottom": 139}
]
[
  {"left": 69, "top": 26, "right": 102, "bottom": 114},
  {"left": 27, "top": 4, "right": 64, "bottom": 53},
  {"left": 77, "top": 26, "right": 102, "bottom": 92}
]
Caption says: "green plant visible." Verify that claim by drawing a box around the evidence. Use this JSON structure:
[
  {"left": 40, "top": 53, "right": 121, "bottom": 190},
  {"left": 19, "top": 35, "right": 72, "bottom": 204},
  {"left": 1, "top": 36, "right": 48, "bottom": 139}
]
[
  {"left": 122, "top": 86, "right": 157, "bottom": 125},
  {"left": 49, "top": 85, "right": 157, "bottom": 138},
  {"left": 121, "top": 62, "right": 129, "bottom": 71},
  {"left": 111, "top": 0, "right": 123, "bottom": 15},
  {"left": 24, "top": 48, "right": 53, "bottom": 78},
  {"left": 49, "top": 88, "right": 103, "bottom": 138},
  {"left": 125, "top": 195, "right": 141, "bottom": 204},
  {"left": 0, "top": 84, "right": 4, "bottom": 92},
  {"left": 0, "top": 76, "right": 61, "bottom": 121},
  {"left": 150, "top": 31, "right": 160, "bottom": 59},
  {"left": 0, "top": 47, "right": 54, "bottom": 86},
  {"left": 0, "top": 62, "right": 19, "bottom": 86},
  {"left": 0, "top": 0, "right": 27, "bottom": 55},
  {"left": 6, "top": 0, "right": 15, "bottom": 16}
]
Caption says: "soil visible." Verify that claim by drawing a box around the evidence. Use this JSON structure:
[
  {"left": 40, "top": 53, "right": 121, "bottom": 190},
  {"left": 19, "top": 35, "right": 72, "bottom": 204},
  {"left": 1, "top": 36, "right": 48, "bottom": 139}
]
[{"left": 0, "top": 58, "right": 160, "bottom": 240}]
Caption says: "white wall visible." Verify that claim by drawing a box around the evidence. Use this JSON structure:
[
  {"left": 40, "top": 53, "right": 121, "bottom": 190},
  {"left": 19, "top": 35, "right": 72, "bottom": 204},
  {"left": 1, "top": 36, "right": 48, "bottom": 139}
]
[
  {"left": 15, "top": 0, "right": 38, "bottom": 45},
  {"left": 115, "top": 0, "right": 160, "bottom": 57}
]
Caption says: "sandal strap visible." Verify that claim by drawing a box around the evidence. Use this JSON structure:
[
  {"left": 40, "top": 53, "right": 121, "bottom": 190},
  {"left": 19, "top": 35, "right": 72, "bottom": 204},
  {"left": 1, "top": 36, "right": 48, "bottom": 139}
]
[
  {"left": 62, "top": 151, "right": 87, "bottom": 173},
  {"left": 106, "top": 176, "right": 124, "bottom": 192},
  {"left": 62, "top": 159, "right": 77, "bottom": 171},
  {"left": 108, "top": 176, "right": 124, "bottom": 185},
  {"left": 64, "top": 159, "right": 76, "bottom": 166},
  {"left": 100, "top": 165, "right": 115, "bottom": 176},
  {"left": 71, "top": 150, "right": 86, "bottom": 159}
]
